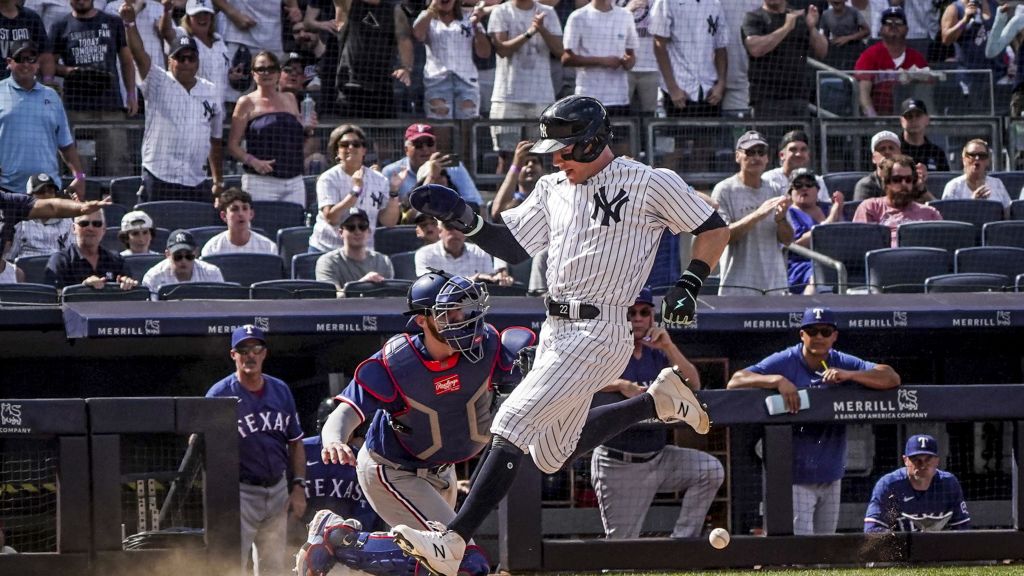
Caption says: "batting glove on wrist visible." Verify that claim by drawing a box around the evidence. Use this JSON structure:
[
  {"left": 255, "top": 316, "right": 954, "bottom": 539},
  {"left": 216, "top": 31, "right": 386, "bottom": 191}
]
[
  {"left": 661, "top": 270, "right": 701, "bottom": 326},
  {"left": 409, "top": 184, "right": 478, "bottom": 233}
]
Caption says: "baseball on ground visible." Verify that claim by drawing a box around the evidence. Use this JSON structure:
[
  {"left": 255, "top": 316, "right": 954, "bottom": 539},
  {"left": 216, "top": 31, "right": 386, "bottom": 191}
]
[{"left": 709, "top": 527, "right": 730, "bottom": 549}]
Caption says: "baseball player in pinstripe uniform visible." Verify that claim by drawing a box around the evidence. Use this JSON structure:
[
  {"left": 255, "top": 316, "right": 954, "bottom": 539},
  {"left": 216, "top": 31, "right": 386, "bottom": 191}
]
[{"left": 390, "top": 94, "right": 730, "bottom": 576}]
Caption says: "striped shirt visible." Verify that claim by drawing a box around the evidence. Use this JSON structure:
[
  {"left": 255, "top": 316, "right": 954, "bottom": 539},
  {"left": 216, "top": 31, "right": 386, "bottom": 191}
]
[
  {"left": 649, "top": 0, "right": 729, "bottom": 96},
  {"left": 0, "top": 260, "right": 15, "bottom": 283},
  {"left": 174, "top": 25, "right": 230, "bottom": 105},
  {"left": 500, "top": 157, "right": 713, "bottom": 308},
  {"left": 310, "top": 166, "right": 389, "bottom": 252},
  {"left": 200, "top": 230, "right": 277, "bottom": 257},
  {"left": 8, "top": 217, "right": 73, "bottom": 260},
  {"left": 418, "top": 10, "right": 481, "bottom": 82},
  {"left": 142, "top": 257, "right": 224, "bottom": 291},
  {"left": 414, "top": 241, "right": 497, "bottom": 277}
]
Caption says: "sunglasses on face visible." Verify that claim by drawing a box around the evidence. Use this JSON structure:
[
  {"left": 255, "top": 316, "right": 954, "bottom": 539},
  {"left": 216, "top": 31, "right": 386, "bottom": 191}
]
[
  {"left": 792, "top": 181, "right": 818, "bottom": 190},
  {"left": 803, "top": 326, "right": 835, "bottom": 337},
  {"left": 76, "top": 220, "right": 104, "bottom": 228},
  {"left": 883, "top": 19, "right": 906, "bottom": 27},
  {"left": 344, "top": 222, "right": 369, "bottom": 232},
  {"left": 252, "top": 66, "right": 280, "bottom": 75},
  {"left": 412, "top": 138, "right": 436, "bottom": 149},
  {"left": 338, "top": 141, "right": 364, "bottom": 149},
  {"left": 172, "top": 251, "right": 196, "bottom": 261},
  {"left": 234, "top": 344, "right": 266, "bottom": 355},
  {"left": 13, "top": 55, "right": 38, "bottom": 64},
  {"left": 887, "top": 175, "right": 914, "bottom": 184},
  {"left": 964, "top": 151, "right": 990, "bottom": 160},
  {"left": 627, "top": 307, "right": 652, "bottom": 318},
  {"left": 742, "top": 147, "right": 768, "bottom": 157}
]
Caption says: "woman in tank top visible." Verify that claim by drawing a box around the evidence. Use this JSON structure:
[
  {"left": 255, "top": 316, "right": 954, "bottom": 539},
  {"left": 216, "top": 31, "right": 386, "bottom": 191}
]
[{"left": 227, "top": 51, "right": 311, "bottom": 207}]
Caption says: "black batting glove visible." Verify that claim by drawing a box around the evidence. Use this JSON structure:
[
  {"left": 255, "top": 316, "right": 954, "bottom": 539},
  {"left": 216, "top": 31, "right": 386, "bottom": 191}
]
[{"left": 661, "top": 260, "right": 710, "bottom": 327}]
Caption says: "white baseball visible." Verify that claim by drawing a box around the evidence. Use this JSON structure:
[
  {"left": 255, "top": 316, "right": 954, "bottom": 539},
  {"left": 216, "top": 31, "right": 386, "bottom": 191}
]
[{"left": 708, "top": 527, "right": 730, "bottom": 549}]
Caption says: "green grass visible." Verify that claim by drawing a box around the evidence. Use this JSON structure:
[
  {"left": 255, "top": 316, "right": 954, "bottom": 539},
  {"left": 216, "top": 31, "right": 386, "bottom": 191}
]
[{"left": 546, "top": 566, "right": 1024, "bottom": 576}]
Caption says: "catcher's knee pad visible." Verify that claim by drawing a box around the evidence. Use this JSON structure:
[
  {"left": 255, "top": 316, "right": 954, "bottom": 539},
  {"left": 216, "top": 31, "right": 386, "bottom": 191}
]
[
  {"left": 457, "top": 545, "right": 490, "bottom": 576},
  {"left": 333, "top": 531, "right": 418, "bottom": 576}
]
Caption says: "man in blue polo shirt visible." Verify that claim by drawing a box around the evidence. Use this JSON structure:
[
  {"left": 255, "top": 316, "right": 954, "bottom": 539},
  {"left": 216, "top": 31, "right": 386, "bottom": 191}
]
[
  {"left": 0, "top": 39, "right": 87, "bottom": 199},
  {"left": 207, "top": 325, "right": 307, "bottom": 575},
  {"left": 727, "top": 307, "right": 901, "bottom": 535}
]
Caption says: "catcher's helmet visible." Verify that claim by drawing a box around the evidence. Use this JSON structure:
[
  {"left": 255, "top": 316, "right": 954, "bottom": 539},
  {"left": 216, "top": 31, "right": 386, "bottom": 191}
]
[
  {"left": 405, "top": 269, "right": 491, "bottom": 362},
  {"left": 530, "top": 95, "right": 612, "bottom": 163}
]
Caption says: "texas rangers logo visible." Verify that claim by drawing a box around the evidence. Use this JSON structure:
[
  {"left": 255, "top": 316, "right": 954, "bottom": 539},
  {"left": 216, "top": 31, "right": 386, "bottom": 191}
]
[
  {"left": 591, "top": 186, "right": 629, "bottom": 226},
  {"left": 433, "top": 374, "right": 461, "bottom": 395}
]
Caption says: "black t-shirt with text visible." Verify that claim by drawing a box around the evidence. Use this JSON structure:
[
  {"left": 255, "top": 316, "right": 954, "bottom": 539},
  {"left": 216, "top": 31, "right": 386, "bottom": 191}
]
[
  {"left": 51, "top": 11, "right": 126, "bottom": 111},
  {"left": 0, "top": 7, "right": 50, "bottom": 81}
]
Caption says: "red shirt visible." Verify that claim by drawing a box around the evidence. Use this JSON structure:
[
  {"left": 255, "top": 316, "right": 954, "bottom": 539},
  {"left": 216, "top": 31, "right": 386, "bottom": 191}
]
[
  {"left": 854, "top": 42, "right": 930, "bottom": 115},
  {"left": 852, "top": 197, "right": 942, "bottom": 247}
]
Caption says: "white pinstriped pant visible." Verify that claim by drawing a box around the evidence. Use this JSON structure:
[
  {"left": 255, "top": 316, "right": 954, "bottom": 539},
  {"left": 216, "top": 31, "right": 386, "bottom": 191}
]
[{"left": 491, "top": 317, "right": 633, "bottom": 474}]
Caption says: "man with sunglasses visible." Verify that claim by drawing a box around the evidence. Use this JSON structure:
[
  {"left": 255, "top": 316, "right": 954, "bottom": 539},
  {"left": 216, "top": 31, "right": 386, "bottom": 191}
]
[
  {"left": 315, "top": 207, "right": 394, "bottom": 294},
  {"left": 854, "top": 6, "right": 930, "bottom": 117},
  {"left": 141, "top": 228, "right": 223, "bottom": 292},
  {"left": 728, "top": 307, "right": 900, "bottom": 535},
  {"left": 0, "top": 39, "right": 87, "bottom": 201},
  {"left": 44, "top": 210, "right": 139, "bottom": 290},
  {"left": 122, "top": 4, "right": 224, "bottom": 203},
  {"left": 854, "top": 154, "right": 942, "bottom": 246},
  {"left": 207, "top": 324, "right": 307, "bottom": 576},
  {"left": 381, "top": 123, "right": 482, "bottom": 206},
  {"left": 711, "top": 130, "right": 793, "bottom": 296},
  {"left": 590, "top": 287, "right": 724, "bottom": 540}
]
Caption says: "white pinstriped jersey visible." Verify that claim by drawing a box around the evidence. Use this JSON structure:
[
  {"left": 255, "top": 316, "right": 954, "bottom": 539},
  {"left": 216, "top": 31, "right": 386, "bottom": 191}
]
[
  {"left": 310, "top": 166, "right": 389, "bottom": 253},
  {"left": 8, "top": 218, "right": 73, "bottom": 260},
  {"left": 500, "top": 157, "right": 714, "bottom": 309}
]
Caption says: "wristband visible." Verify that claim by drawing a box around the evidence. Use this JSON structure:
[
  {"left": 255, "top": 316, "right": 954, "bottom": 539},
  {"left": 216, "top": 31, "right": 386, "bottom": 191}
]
[
  {"left": 124, "top": 21, "right": 136, "bottom": 28},
  {"left": 350, "top": 185, "right": 362, "bottom": 197},
  {"left": 524, "top": 30, "right": 534, "bottom": 39},
  {"left": 290, "top": 477, "right": 306, "bottom": 488},
  {"left": 244, "top": 154, "right": 256, "bottom": 167},
  {"left": 679, "top": 259, "right": 711, "bottom": 285},
  {"left": 389, "top": 190, "right": 400, "bottom": 198},
  {"left": 509, "top": 164, "right": 520, "bottom": 174}
]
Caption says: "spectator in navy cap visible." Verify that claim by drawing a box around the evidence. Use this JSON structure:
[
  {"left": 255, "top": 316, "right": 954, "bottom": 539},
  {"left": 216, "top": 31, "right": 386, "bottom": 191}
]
[
  {"left": 729, "top": 307, "right": 900, "bottom": 535},
  {"left": 315, "top": 207, "right": 395, "bottom": 295},
  {"left": 141, "top": 228, "right": 224, "bottom": 292},
  {"left": 865, "top": 433, "right": 971, "bottom": 533},
  {"left": 785, "top": 168, "right": 843, "bottom": 294},
  {"left": 8, "top": 173, "right": 74, "bottom": 262}
]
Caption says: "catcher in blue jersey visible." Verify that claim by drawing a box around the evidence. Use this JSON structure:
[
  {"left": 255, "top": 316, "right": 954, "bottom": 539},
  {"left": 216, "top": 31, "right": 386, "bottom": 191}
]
[
  {"left": 296, "top": 269, "right": 535, "bottom": 576},
  {"left": 864, "top": 434, "right": 971, "bottom": 533}
]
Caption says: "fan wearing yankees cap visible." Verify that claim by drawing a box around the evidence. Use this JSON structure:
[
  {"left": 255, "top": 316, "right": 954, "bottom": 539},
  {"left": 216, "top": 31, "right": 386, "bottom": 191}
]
[
  {"left": 121, "top": 1, "right": 225, "bottom": 203},
  {"left": 865, "top": 434, "right": 971, "bottom": 533},
  {"left": 141, "top": 229, "right": 224, "bottom": 292}
]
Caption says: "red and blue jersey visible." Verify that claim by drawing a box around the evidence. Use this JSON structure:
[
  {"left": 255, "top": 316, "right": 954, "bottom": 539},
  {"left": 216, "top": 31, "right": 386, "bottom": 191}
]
[
  {"left": 302, "top": 435, "right": 381, "bottom": 530},
  {"left": 864, "top": 468, "right": 971, "bottom": 532}
]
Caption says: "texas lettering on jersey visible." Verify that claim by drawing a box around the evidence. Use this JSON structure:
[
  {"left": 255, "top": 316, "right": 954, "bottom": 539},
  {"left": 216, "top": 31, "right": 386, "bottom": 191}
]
[
  {"left": 238, "top": 410, "right": 294, "bottom": 438},
  {"left": 306, "top": 476, "right": 365, "bottom": 502}
]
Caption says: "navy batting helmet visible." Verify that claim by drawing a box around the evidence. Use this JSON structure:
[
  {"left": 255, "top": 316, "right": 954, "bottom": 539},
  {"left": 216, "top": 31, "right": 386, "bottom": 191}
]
[
  {"left": 530, "top": 95, "right": 612, "bottom": 163},
  {"left": 405, "top": 269, "right": 491, "bottom": 362}
]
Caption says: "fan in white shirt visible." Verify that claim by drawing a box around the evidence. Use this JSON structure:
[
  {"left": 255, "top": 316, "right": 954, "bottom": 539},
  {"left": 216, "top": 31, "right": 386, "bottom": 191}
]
[
  {"left": 143, "top": 228, "right": 224, "bottom": 291},
  {"left": 414, "top": 221, "right": 512, "bottom": 285},
  {"left": 201, "top": 188, "right": 278, "bottom": 257}
]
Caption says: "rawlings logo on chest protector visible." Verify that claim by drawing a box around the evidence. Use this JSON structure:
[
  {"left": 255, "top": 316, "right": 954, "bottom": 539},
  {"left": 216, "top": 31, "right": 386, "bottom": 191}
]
[{"left": 433, "top": 374, "right": 462, "bottom": 395}]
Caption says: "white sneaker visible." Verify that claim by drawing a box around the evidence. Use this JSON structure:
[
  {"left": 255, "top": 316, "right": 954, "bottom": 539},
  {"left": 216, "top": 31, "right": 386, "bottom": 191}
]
[
  {"left": 391, "top": 522, "right": 466, "bottom": 576},
  {"left": 647, "top": 365, "right": 710, "bottom": 434}
]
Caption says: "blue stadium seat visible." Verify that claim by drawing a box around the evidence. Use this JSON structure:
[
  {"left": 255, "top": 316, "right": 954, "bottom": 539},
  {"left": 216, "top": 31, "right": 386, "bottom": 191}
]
[
  {"left": 896, "top": 221, "right": 975, "bottom": 270},
  {"left": 134, "top": 200, "right": 221, "bottom": 230},
  {"left": 0, "top": 283, "right": 57, "bottom": 305},
  {"left": 14, "top": 254, "right": 52, "bottom": 285},
  {"left": 924, "top": 273, "right": 1010, "bottom": 293},
  {"left": 926, "top": 199, "right": 1004, "bottom": 232},
  {"left": 390, "top": 250, "right": 417, "bottom": 281},
  {"left": 810, "top": 222, "right": 891, "bottom": 291},
  {"left": 991, "top": 172, "right": 1024, "bottom": 200},
  {"left": 61, "top": 284, "right": 151, "bottom": 302},
  {"left": 923, "top": 171, "right": 959, "bottom": 197},
  {"left": 251, "top": 201, "right": 306, "bottom": 239},
  {"left": 841, "top": 199, "right": 862, "bottom": 222},
  {"left": 982, "top": 221, "right": 1024, "bottom": 248},
  {"left": 202, "top": 254, "right": 285, "bottom": 286},
  {"left": 822, "top": 172, "right": 866, "bottom": 202},
  {"left": 102, "top": 203, "right": 128, "bottom": 228},
  {"left": 277, "top": 226, "right": 314, "bottom": 267},
  {"left": 250, "top": 279, "right": 336, "bottom": 299},
  {"left": 865, "top": 247, "right": 949, "bottom": 293},
  {"left": 1011, "top": 199, "right": 1024, "bottom": 221},
  {"left": 187, "top": 226, "right": 228, "bottom": 252},
  {"left": 157, "top": 281, "right": 250, "bottom": 301},
  {"left": 342, "top": 279, "right": 413, "bottom": 297},
  {"left": 124, "top": 254, "right": 165, "bottom": 283},
  {"left": 954, "top": 246, "right": 1024, "bottom": 279},
  {"left": 109, "top": 176, "right": 143, "bottom": 206},
  {"left": 374, "top": 225, "right": 422, "bottom": 255},
  {"left": 292, "top": 252, "right": 322, "bottom": 280}
]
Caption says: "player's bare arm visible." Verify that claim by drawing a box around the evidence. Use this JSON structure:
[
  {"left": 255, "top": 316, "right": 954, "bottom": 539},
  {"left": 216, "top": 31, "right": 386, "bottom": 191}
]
[
  {"left": 320, "top": 402, "right": 364, "bottom": 466},
  {"left": 822, "top": 364, "right": 900, "bottom": 389}
]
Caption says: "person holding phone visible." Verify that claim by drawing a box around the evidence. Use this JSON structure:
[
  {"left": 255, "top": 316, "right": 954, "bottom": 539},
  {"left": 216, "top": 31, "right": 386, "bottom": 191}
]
[{"left": 381, "top": 123, "right": 483, "bottom": 207}]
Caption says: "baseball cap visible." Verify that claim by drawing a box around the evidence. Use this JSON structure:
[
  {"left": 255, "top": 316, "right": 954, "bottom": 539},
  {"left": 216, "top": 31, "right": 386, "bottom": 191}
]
[
  {"left": 166, "top": 229, "right": 197, "bottom": 253},
  {"left": 880, "top": 6, "right": 907, "bottom": 25},
  {"left": 10, "top": 40, "right": 38, "bottom": 58},
  {"left": 121, "top": 210, "right": 154, "bottom": 232},
  {"left": 231, "top": 324, "right": 266, "bottom": 349},
  {"left": 340, "top": 207, "right": 370, "bottom": 226},
  {"left": 871, "top": 130, "right": 901, "bottom": 151},
  {"left": 185, "top": 0, "right": 215, "bottom": 15},
  {"left": 405, "top": 123, "right": 435, "bottom": 143},
  {"left": 284, "top": 52, "right": 303, "bottom": 66},
  {"left": 779, "top": 130, "right": 810, "bottom": 148},
  {"left": 800, "top": 307, "right": 837, "bottom": 329},
  {"left": 168, "top": 34, "right": 199, "bottom": 58},
  {"left": 905, "top": 434, "right": 939, "bottom": 457},
  {"left": 25, "top": 173, "right": 58, "bottom": 195},
  {"left": 634, "top": 286, "right": 654, "bottom": 307},
  {"left": 900, "top": 98, "right": 928, "bottom": 117},
  {"left": 736, "top": 130, "right": 768, "bottom": 150},
  {"left": 789, "top": 167, "right": 818, "bottom": 185}
]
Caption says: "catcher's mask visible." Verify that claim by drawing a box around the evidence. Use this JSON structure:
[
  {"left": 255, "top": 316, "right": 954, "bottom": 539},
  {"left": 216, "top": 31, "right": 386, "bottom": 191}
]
[{"left": 406, "top": 269, "right": 490, "bottom": 362}]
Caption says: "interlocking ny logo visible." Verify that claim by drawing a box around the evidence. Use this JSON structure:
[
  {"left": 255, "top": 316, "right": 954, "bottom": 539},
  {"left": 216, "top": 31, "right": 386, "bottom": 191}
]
[
  {"left": 706, "top": 14, "right": 719, "bottom": 36},
  {"left": 591, "top": 186, "right": 629, "bottom": 225}
]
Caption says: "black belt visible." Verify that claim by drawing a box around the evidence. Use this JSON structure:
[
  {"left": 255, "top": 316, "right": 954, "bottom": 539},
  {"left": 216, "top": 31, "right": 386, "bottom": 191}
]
[
  {"left": 546, "top": 298, "right": 600, "bottom": 320},
  {"left": 602, "top": 448, "right": 661, "bottom": 464},
  {"left": 240, "top": 475, "right": 283, "bottom": 487}
]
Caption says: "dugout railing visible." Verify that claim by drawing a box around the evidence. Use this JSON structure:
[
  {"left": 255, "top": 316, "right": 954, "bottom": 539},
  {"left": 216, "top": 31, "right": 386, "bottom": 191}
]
[
  {"left": 498, "top": 385, "right": 1024, "bottom": 572},
  {"left": 0, "top": 397, "right": 239, "bottom": 576}
]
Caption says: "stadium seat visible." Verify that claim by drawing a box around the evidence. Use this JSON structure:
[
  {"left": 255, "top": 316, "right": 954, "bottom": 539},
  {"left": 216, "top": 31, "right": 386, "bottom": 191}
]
[
  {"left": 391, "top": 250, "right": 417, "bottom": 281},
  {"left": 926, "top": 199, "right": 1004, "bottom": 236},
  {"left": 865, "top": 247, "right": 949, "bottom": 293},
  {"left": 101, "top": 227, "right": 123, "bottom": 252},
  {"left": 507, "top": 256, "right": 533, "bottom": 286},
  {"left": 374, "top": 225, "right": 422, "bottom": 255},
  {"left": 1011, "top": 199, "right": 1024, "bottom": 221},
  {"left": 822, "top": 172, "right": 866, "bottom": 201},
  {"left": 251, "top": 279, "right": 336, "bottom": 299},
  {"left": 124, "top": 254, "right": 164, "bottom": 283},
  {"left": 896, "top": 221, "right": 975, "bottom": 270},
  {"left": 342, "top": 279, "right": 413, "bottom": 297},
  {"left": 157, "top": 281, "right": 250, "bottom": 301},
  {"left": 251, "top": 201, "right": 306, "bottom": 238},
  {"left": 991, "top": 172, "right": 1024, "bottom": 200},
  {"left": 810, "top": 222, "right": 890, "bottom": 291},
  {"left": 1018, "top": 273, "right": 1024, "bottom": 292},
  {"left": 187, "top": 226, "right": 228, "bottom": 252},
  {"left": 954, "top": 246, "right": 1024, "bottom": 279},
  {"left": 0, "top": 283, "right": 57, "bottom": 305},
  {"left": 202, "top": 254, "right": 285, "bottom": 286},
  {"left": 924, "top": 273, "right": 1010, "bottom": 293},
  {"left": 14, "top": 254, "right": 52, "bottom": 284},
  {"left": 982, "top": 221, "right": 1024, "bottom": 248},
  {"left": 61, "top": 284, "right": 152, "bottom": 302},
  {"left": 841, "top": 199, "right": 862, "bottom": 222},
  {"left": 292, "top": 252, "right": 322, "bottom": 280},
  {"left": 134, "top": 200, "right": 221, "bottom": 230},
  {"left": 923, "top": 171, "right": 958, "bottom": 197},
  {"left": 277, "top": 226, "right": 315, "bottom": 266},
  {"left": 102, "top": 203, "right": 128, "bottom": 228},
  {"left": 109, "top": 176, "right": 143, "bottom": 206}
]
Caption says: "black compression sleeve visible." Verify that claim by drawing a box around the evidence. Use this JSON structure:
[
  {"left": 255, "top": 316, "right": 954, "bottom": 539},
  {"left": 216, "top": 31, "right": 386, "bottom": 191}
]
[
  {"left": 691, "top": 211, "right": 727, "bottom": 235},
  {"left": 467, "top": 220, "right": 531, "bottom": 264}
]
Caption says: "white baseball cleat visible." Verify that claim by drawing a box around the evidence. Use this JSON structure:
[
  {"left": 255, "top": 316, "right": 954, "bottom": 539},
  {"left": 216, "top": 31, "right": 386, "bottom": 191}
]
[
  {"left": 391, "top": 521, "right": 465, "bottom": 576},
  {"left": 647, "top": 365, "right": 710, "bottom": 434}
]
